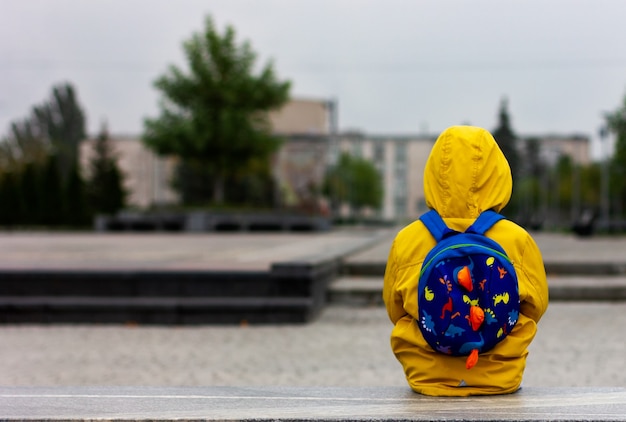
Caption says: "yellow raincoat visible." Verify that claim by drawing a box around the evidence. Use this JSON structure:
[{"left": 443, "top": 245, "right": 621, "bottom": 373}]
[{"left": 383, "top": 125, "right": 549, "bottom": 396}]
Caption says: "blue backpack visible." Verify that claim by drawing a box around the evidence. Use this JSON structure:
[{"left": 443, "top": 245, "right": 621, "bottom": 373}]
[{"left": 417, "top": 210, "right": 520, "bottom": 369}]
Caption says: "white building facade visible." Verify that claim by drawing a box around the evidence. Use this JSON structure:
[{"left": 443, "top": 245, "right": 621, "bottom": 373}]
[
  {"left": 332, "top": 132, "right": 434, "bottom": 221},
  {"left": 79, "top": 98, "right": 591, "bottom": 223}
]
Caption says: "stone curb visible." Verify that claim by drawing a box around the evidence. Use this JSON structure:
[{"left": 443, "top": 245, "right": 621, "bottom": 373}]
[
  {"left": 2, "top": 386, "right": 625, "bottom": 421},
  {"left": 328, "top": 275, "right": 626, "bottom": 305},
  {"left": 340, "top": 262, "right": 626, "bottom": 277}
]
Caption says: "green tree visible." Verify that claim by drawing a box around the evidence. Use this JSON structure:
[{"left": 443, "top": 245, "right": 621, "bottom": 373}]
[
  {"left": 0, "top": 171, "right": 23, "bottom": 227},
  {"left": 0, "top": 83, "right": 86, "bottom": 178},
  {"left": 19, "top": 162, "right": 42, "bottom": 225},
  {"left": 492, "top": 97, "right": 520, "bottom": 217},
  {"left": 33, "top": 83, "right": 87, "bottom": 180},
  {"left": 223, "top": 156, "right": 276, "bottom": 208},
  {"left": 39, "top": 154, "right": 65, "bottom": 226},
  {"left": 555, "top": 155, "right": 574, "bottom": 215},
  {"left": 65, "top": 163, "right": 90, "bottom": 226},
  {"left": 605, "top": 93, "right": 626, "bottom": 219},
  {"left": 492, "top": 98, "right": 520, "bottom": 178},
  {"left": 173, "top": 156, "right": 276, "bottom": 208},
  {"left": 0, "top": 118, "right": 49, "bottom": 173},
  {"left": 143, "top": 16, "right": 290, "bottom": 205},
  {"left": 86, "top": 124, "right": 126, "bottom": 215},
  {"left": 323, "top": 153, "right": 383, "bottom": 215},
  {"left": 579, "top": 163, "right": 602, "bottom": 209},
  {"left": 0, "top": 83, "right": 87, "bottom": 227},
  {"left": 172, "top": 160, "right": 215, "bottom": 206}
]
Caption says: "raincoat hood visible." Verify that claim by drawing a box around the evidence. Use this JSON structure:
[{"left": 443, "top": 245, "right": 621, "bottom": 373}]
[{"left": 424, "top": 126, "right": 512, "bottom": 219}]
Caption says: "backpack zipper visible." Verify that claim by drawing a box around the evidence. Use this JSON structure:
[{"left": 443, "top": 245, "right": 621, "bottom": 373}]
[{"left": 420, "top": 243, "right": 512, "bottom": 278}]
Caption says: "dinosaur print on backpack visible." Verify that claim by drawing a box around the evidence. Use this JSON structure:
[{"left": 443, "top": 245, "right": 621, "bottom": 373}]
[{"left": 417, "top": 210, "right": 520, "bottom": 370}]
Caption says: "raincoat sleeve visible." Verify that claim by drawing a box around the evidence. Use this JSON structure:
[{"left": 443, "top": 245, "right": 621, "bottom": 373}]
[
  {"left": 383, "top": 238, "right": 406, "bottom": 324},
  {"left": 517, "top": 234, "right": 549, "bottom": 323}
]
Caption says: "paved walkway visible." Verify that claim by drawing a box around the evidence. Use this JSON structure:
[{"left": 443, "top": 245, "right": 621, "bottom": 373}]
[
  {"left": 0, "top": 229, "right": 388, "bottom": 270},
  {"left": 345, "top": 229, "right": 626, "bottom": 269},
  {"left": 1, "top": 228, "right": 625, "bottom": 271},
  {"left": 0, "top": 302, "right": 624, "bottom": 388},
  {"left": 0, "top": 229, "right": 625, "bottom": 388}
]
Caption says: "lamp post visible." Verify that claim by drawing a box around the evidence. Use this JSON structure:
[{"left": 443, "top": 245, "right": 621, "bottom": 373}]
[
  {"left": 326, "top": 99, "right": 338, "bottom": 216},
  {"left": 327, "top": 99, "right": 338, "bottom": 166}
]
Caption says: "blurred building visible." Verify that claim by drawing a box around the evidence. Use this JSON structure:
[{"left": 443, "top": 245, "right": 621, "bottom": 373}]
[
  {"left": 332, "top": 132, "right": 435, "bottom": 221},
  {"left": 520, "top": 134, "right": 590, "bottom": 166},
  {"left": 79, "top": 99, "right": 591, "bottom": 222},
  {"left": 79, "top": 98, "right": 332, "bottom": 210},
  {"left": 270, "top": 99, "right": 332, "bottom": 212},
  {"left": 269, "top": 98, "right": 330, "bottom": 135}
]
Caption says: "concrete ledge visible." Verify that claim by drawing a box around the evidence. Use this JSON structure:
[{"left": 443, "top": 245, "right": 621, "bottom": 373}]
[
  {"left": 0, "top": 269, "right": 322, "bottom": 324},
  {"left": 95, "top": 211, "right": 332, "bottom": 232},
  {"left": 328, "top": 275, "right": 626, "bottom": 306},
  {"left": 2, "top": 386, "right": 626, "bottom": 421},
  {"left": 340, "top": 261, "right": 626, "bottom": 277},
  {"left": 0, "top": 231, "right": 389, "bottom": 324}
]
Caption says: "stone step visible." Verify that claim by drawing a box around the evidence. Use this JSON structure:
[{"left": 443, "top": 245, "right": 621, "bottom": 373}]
[
  {"left": 328, "top": 275, "right": 626, "bottom": 305},
  {"left": 2, "top": 386, "right": 625, "bottom": 421},
  {"left": 96, "top": 211, "right": 332, "bottom": 232},
  {"left": 341, "top": 261, "right": 626, "bottom": 277},
  {"left": 0, "top": 269, "right": 287, "bottom": 297},
  {"left": 0, "top": 266, "right": 333, "bottom": 325},
  {"left": 0, "top": 296, "right": 315, "bottom": 324}
]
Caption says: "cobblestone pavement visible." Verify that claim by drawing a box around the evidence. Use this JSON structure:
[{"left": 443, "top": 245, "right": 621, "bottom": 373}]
[
  {"left": 0, "top": 230, "right": 388, "bottom": 271},
  {"left": 0, "top": 302, "right": 624, "bottom": 388}
]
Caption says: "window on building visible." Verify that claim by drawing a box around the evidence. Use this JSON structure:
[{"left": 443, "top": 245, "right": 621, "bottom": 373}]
[
  {"left": 394, "top": 174, "right": 406, "bottom": 196},
  {"left": 415, "top": 197, "right": 427, "bottom": 214},
  {"left": 374, "top": 144, "right": 384, "bottom": 163},
  {"left": 395, "top": 141, "right": 407, "bottom": 164},
  {"left": 395, "top": 197, "right": 407, "bottom": 218},
  {"left": 373, "top": 144, "right": 385, "bottom": 173},
  {"left": 394, "top": 159, "right": 407, "bottom": 196}
]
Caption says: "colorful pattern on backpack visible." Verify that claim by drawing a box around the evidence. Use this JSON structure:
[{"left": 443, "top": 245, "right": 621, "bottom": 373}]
[{"left": 417, "top": 210, "right": 520, "bottom": 369}]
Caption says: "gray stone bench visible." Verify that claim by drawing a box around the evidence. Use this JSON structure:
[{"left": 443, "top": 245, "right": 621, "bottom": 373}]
[{"left": 2, "top": 386, "right": 626, "bottom": 421}]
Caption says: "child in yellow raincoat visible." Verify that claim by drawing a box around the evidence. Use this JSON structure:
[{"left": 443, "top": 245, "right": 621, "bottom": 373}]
[{"left": 383, "top": 125, "right": 549, "bottom": 396}]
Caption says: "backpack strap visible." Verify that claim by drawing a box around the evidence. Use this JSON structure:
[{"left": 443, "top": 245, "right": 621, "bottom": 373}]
[
  {"left": 419, "top": 210, "right": 457, "bottom": 241},
  {"left": 466, "top": 210, "right": 505, "bottom": 235}
]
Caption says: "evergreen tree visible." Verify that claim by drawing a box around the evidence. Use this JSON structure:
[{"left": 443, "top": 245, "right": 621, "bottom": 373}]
[
  {"left": 0, "top": 171, "right": 24, "bottom": 227},
  {"left": 0, "top": 82, "right": 87, "bottom": 227},
  {"left": 143, "top": 16, "right": 290, "bottom": 205},
  {"left": 0, "top": 118, "right": 49, "bottom": 172},
  {"left": 86, "top": 124, "right": 126, "bottom": 215},
  {"left": 65, "top": 163, "right": 90, "bottom": 226},
  {"left": 39, "top": 154, "right": 65, "bottom": 226},
  {"left": 492, "top": 98, "right": 521, "bottom": 217},
  {"left": 32, "top": 83, "right": 87, "bottom": 180},
  {"left": 0, "top": 83, "right": 86, "bottom": 178},
  {"left": 605, "top": 93, "right": 626, "bottom": 219},
  {"left": 492, "top": 98, "right": 520, "bottom": 179},
  {"left": 19, "top": 162, "right": 42, "bottom": 225}
]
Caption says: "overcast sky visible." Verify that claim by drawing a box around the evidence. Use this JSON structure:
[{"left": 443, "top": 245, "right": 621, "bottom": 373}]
[{"left": 1, "top": 0, "right": 626, "bottom": 159}]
